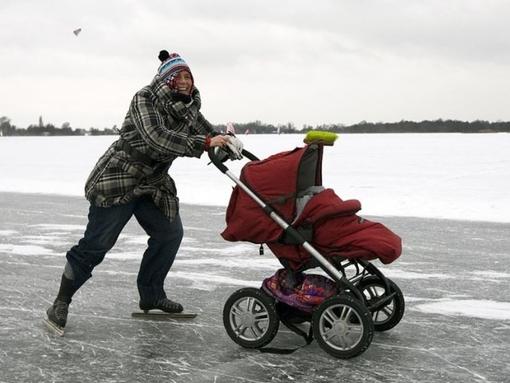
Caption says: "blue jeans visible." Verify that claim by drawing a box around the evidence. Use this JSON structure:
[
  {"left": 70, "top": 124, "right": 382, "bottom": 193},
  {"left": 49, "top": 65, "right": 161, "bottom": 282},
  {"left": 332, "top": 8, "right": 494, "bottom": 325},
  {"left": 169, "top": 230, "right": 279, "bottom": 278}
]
[{"left": 66, "top": 197, "right": 183, "bottom": 303}]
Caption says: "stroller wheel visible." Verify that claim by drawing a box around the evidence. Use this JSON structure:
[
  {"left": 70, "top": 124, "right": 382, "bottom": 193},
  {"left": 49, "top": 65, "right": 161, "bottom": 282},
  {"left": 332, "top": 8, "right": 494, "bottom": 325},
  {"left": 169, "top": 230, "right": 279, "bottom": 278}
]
[
  {"left": 223, "top": 288, "right": 279, "bottom": 349},
  {"left": 312, "top": 294, "right": 374, "bottom": 359},
  {"left": 357, "top": 276, "right": 405, "bottom": 331}
]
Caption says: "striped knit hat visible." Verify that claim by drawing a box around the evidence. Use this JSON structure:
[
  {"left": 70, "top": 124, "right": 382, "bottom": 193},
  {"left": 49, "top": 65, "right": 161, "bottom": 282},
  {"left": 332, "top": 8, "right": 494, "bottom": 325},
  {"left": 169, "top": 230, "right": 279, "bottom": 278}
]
[{"left": 157, "top": 50, "right": 194, "bottom": 88}]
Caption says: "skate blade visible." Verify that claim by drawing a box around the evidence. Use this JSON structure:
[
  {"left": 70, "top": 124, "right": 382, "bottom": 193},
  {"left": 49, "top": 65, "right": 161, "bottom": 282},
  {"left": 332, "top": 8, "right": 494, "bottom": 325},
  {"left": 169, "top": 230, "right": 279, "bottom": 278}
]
[
  {"left": 131, "top": 312, "right": 197, "bottom": 320},
  {"left": 43, "top": 319, "right": 65, "bottom": 336}
]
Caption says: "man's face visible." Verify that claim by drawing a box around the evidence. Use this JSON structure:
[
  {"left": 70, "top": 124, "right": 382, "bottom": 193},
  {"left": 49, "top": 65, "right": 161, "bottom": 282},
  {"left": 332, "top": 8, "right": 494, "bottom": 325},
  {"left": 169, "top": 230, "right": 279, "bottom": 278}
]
[{"left": 173, "top": 71, "right": 193, "bottom": 95}]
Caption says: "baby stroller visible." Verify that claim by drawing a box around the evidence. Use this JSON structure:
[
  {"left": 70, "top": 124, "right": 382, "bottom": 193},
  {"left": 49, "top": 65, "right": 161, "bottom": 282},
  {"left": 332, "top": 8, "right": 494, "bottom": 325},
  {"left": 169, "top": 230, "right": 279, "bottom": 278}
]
[{"left": 209, "top": 135, "right": 405, "bottom": 359}]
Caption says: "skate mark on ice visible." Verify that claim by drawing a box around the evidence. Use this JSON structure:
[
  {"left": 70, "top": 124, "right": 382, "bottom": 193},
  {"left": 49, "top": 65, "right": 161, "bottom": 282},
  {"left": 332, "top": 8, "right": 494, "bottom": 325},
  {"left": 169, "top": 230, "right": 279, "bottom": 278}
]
[
  {"left": 383, "top": 268, "right": 454, "bottom": 280},
  {"left": 469, "top": 270, "right": 510, "bottom": 280},
  {"left": 0, "top": 244, "right": 60, "bottom": 256},
  {"left": 0, "top": 230, "right": 18, "bottom": 236},
  {"left": 182, "top": 225, "right": 214, "bottom": 232},
  {"left": 64, "top": 339, "right": 269, "bottom": 383},
  {"left": 0, "top": 306, "right": 223, "bottom": 329},
  {"left": 174, "top": 257, "right": 279, "bottom": 270},
  {"left": 374, "top": 342, "right": 490, "bottom": 383},
  {"left": 411, "top": 298, "right": 510, "bottom": 320},
  {"left": 28, "top": 224, "right": 85, "bottom": 232},
  {"left": 0, "top": 260, "right": 62, "bottom": 269}
]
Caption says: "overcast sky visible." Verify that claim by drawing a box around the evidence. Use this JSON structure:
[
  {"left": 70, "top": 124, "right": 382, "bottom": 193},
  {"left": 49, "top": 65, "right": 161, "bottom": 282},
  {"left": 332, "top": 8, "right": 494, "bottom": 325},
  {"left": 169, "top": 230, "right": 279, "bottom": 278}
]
[{"left": 2, "top": 0, "right": 510, "bottom": 130}]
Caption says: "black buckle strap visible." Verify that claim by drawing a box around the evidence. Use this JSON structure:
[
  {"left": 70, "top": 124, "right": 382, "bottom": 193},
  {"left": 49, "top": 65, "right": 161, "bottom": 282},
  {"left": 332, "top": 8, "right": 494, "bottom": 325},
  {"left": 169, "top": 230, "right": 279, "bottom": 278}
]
[
  {"left": 258, "top": 319, "right": 313, "bottom": 355},
  {"left": 258, "top": 309, "right": 314, "bottom": 355}
]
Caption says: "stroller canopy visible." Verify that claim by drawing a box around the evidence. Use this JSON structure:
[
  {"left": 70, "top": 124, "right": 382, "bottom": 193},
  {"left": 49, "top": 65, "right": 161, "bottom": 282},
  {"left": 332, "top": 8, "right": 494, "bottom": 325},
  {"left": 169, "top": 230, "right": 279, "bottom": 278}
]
[
  {"left": 221, "top": 144, "right": 402, "bottom": 270},
  {"left": 222, "top": 145, "right": 324, "bottom": 243}
]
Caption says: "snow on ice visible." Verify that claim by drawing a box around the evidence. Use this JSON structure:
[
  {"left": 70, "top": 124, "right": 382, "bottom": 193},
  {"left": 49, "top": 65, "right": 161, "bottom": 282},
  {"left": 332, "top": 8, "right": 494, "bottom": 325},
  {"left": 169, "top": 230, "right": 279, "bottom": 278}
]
[{"left": 0, "top": 133, "right": 509, "bottom": 223}]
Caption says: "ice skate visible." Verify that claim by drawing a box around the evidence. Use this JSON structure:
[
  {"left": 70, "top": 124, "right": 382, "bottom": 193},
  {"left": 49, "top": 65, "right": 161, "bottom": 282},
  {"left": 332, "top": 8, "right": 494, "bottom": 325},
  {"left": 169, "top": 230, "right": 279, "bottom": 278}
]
[
  {"left": 44, "top": 300, "right": 69, "bottom": 336},
  {"left": 132, "top": 297, "right": 197, "bottom": 320}
]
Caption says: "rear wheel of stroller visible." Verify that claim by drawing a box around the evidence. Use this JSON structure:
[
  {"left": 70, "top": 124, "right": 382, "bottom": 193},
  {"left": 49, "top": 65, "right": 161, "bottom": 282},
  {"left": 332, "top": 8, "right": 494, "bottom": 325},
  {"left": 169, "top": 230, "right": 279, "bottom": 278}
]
[
  {"left": 223, "top": 288, "right": 280, "bottom": 349},
  {"left": 312, "top": 294, "right": 374, "bottom": 359},
  {"left": 357, "top": 276, "right": 405, "bottom": 331}
]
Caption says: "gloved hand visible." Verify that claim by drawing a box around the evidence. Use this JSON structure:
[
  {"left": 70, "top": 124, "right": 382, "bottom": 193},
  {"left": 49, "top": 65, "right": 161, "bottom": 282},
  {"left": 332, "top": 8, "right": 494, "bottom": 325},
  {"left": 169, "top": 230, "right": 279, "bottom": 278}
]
[{"left": 225, "top": 135, "right": 243, "bottom": 160}]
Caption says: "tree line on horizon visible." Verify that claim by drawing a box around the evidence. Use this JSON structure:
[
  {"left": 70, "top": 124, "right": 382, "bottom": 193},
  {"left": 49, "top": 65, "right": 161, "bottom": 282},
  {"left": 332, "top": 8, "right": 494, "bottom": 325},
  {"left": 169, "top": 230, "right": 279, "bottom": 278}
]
[
  {"left": 1, "top": 116, "right": 510, "bottom": 136},
  {"left": 0, "top": 116, "right": 117, "bottom": 136}
]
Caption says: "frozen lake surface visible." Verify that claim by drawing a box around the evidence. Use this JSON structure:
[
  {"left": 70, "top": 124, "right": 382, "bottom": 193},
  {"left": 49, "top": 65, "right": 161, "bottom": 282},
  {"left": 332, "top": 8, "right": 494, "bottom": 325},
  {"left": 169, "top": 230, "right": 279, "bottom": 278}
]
[
  {"left": 1, "top": 133, "right": 509, "bottom": 381},
  {"left": 1, "top": 193, "right": 509, "bottom": 383}
]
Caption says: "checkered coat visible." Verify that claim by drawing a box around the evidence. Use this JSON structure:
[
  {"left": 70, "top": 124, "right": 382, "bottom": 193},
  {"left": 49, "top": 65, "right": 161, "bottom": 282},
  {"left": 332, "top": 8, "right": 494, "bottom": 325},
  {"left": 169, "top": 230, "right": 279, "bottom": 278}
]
[{"left": 85, "top": 75, "right": 217, "bottom": 221}]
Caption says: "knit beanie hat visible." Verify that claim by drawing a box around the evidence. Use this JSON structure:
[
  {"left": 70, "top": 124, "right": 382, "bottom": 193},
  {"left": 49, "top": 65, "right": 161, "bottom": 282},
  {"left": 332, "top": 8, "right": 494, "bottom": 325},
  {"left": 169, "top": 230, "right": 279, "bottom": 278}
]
[{"left": 157, "top": 50, "right": 194, "bottom": 89}]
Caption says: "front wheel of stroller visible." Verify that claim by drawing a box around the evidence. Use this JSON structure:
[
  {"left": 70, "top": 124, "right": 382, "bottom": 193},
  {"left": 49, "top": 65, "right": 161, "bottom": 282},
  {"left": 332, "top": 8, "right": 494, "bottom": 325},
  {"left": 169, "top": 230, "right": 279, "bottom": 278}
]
[
  {"left": 223, "top": 288, "right": 280, "bottom": 349},
  {"left": 357, "top": 276, "right": 405, "bottom": 331},
  {"left": 312, "top": 294, "right": 374, "bottom": 359}
]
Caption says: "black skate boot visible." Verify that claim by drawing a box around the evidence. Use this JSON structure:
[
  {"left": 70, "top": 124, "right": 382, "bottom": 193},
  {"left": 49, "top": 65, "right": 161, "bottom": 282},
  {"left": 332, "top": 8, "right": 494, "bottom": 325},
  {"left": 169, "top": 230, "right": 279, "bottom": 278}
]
[
  {"left": 139, "top": 297, "right": 183, "bottom": 314},
  {"left": 45, "top": 300, "right": 69, "bottom": 336}
]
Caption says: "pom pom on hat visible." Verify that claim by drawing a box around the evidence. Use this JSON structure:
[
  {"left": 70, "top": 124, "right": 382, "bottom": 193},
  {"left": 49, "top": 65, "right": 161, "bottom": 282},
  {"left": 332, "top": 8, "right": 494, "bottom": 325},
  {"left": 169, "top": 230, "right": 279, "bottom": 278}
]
[
  {"left": 158, "top": 50, "right": 170, "bottom": 62},
  {"left": 157, "top": 50, "right": 193, "bottom": 88}
]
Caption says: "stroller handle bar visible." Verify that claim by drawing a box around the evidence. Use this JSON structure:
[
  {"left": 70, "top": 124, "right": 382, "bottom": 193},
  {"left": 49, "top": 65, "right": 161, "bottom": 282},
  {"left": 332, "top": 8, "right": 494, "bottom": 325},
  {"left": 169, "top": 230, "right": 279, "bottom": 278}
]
[
  {"left": 207, "top": 145, "right": 363, "bottom": 299},
  {"left": 207, "top": 147, "right": 259, "bottom": 173}
]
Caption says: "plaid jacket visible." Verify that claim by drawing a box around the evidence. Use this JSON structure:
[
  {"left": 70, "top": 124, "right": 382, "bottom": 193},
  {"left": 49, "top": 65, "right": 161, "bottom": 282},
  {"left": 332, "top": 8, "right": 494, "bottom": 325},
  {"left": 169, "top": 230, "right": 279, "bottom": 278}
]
[{"left": 85, "top": 75, "right": 216, "bottom": 220}]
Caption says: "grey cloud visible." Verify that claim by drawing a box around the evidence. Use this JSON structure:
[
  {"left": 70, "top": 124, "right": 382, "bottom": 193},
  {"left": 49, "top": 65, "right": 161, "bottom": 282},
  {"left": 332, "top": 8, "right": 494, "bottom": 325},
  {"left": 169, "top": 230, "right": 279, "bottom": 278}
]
[
  {"left": 4, "top": 0, "right": 509, "bottom": 73},
  {"left": 2, "top": 0, "right": 510, "bottom": 128},
  {"left": 172, "top": 0, "right": 510, "bottom": 64}
]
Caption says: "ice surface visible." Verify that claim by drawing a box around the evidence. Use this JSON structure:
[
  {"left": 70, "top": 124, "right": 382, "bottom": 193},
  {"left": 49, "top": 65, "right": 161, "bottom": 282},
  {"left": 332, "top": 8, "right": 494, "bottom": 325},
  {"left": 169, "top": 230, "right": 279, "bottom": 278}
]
[
  {"left": 469, "top": 270, "right": 510, "bottom": 279},
  {"left": 29, "top": 223, "right": 86, "bottom": 231},
  {"left": 0, "top": 193, "right": 509, "bottom": 382},
  {"left": 1, "top": 132, "right": 510, "bottom": 382},
  {"left": 174, "top": 257, "right": 281, "bottom": 270},
  {"left": 383, "top": 268, "right": 455, "bottom": 280},
  {"left": 0, "top": 243, "right": 60, "bottom": 256},
  {"left": 412, "top": 299, "right": 510, "bottom": 320},
  {"left": 0, "top": 230, "right": 18, "bottom": 236}
]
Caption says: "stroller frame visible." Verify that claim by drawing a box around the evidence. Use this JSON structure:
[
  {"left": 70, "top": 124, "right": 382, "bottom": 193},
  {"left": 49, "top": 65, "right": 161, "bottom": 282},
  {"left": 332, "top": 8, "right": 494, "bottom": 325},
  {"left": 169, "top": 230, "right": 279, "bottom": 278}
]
[{"left": 210, "top": 144, "right": 404, "bottom": 358}]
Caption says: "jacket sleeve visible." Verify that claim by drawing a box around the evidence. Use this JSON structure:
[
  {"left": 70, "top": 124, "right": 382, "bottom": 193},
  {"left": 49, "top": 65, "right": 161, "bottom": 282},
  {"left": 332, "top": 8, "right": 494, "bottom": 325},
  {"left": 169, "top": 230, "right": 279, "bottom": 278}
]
[{"left": 129, "top": 90, "right": 207, "bottom": 158}]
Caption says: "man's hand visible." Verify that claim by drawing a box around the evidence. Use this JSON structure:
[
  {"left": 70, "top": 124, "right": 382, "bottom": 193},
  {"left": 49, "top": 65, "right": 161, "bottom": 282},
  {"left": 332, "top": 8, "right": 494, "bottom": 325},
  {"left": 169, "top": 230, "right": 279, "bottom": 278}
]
[
  {"left": 209, "top": 135, "right": 243, "bottom": 161},
  {"left": 209, "top": 135, "right": 230, "bottom": 148}
]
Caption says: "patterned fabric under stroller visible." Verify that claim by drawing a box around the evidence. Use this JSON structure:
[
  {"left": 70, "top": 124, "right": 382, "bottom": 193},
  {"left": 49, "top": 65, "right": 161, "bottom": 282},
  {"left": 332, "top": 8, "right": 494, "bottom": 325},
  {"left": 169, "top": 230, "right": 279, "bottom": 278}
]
[{"left": 209, "top": 140, "right": 405, "bottom": 359}]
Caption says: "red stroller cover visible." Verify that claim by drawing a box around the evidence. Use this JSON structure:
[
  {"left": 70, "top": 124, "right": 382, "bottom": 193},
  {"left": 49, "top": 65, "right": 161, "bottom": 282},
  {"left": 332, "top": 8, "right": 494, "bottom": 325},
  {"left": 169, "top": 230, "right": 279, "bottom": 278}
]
[{"left": 221, "top": 145, "right": 402, "bottom": 270}]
